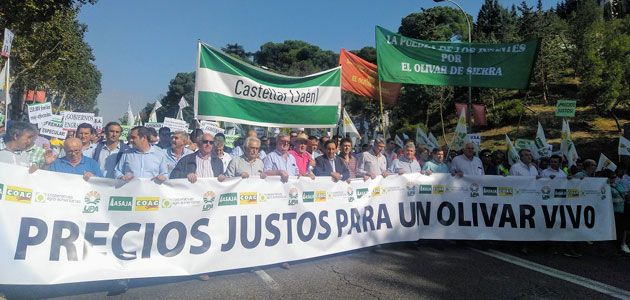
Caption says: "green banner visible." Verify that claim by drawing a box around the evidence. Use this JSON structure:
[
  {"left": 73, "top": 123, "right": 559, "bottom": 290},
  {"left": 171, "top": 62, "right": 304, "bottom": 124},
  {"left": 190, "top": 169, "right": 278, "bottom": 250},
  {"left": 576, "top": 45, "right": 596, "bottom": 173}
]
[
  {"left": 119, "top": 125, "right": 131, "bottom": 141},
  {"left": 375, "top": 26, "right": 541, "bottom": 90},
  {"left": 195, "top": 42, "right": 341, "bottom": 128},
  {"left": 555, "top": 100, "right": 576, "bottom": 117}
]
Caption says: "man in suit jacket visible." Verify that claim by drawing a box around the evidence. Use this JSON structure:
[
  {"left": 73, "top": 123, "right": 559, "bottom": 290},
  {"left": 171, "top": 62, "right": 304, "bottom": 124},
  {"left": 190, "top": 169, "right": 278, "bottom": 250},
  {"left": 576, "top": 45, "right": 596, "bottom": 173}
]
[
  {"left": 314, "top": 140, "right": 350, "bottom": 182},
  {"left": 170, "top": 133, "right": 225, "bottom": 182}
]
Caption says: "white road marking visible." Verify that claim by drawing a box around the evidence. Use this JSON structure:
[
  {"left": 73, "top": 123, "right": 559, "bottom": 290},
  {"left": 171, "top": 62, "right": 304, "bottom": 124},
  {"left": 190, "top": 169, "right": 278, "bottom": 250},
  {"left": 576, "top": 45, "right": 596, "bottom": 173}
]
[
  {"left": 472, "top": 248, "right": 630, "bottom": 300},
  {"left": 254, "top": 270, "right": 280, "bottom": 290}
]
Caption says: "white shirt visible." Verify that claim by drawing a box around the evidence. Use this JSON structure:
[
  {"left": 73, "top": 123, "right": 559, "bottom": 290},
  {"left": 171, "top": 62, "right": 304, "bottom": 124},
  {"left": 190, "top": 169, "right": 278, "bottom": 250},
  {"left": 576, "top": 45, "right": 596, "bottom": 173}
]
[
  {"left": 195, "top": 153, "right": 214, "bottom": 178},
  {"left": 541, "top": 167, "right": 567, "bottom": 178},
  {"left": 509, "top": 161, "right": 539, "bottom": 176},
  {"left": 451, "top": 154, "right": 484, "bottom": 175},
  {"left": 218, "top": 152, "right": 232, "bottom": 172}
]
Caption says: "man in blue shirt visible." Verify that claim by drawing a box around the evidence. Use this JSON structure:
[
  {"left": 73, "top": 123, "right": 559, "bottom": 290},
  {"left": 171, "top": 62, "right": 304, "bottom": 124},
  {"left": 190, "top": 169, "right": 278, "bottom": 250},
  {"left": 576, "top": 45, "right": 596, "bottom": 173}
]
[
  {"left": 114, "top": 126, "right": 168, "bottom": 183},
  {"left": 164, "top": 131, "right": 193, "bottom": 174},
  {"left": 423, "top": 148, "right": 450, "bottom": 175},
  {"left": 49, "top": 137, "right": 102, "bottom": 180},
  {"left": 264, "top": 133, "right": 314, "bottom": 183}
]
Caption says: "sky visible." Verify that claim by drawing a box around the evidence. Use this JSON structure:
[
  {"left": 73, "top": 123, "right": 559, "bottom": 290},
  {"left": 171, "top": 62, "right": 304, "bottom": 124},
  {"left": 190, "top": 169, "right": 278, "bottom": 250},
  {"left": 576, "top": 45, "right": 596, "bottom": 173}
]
[{"left": 77, "top": 0, "right": 561, "bottom": 122}]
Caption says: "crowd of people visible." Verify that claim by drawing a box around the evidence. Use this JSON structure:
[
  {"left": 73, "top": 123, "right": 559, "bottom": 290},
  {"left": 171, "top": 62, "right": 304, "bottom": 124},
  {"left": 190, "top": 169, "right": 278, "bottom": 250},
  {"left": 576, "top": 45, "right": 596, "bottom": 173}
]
[{"left": 0, "top": 120, "right": 629, "bottom": 293}]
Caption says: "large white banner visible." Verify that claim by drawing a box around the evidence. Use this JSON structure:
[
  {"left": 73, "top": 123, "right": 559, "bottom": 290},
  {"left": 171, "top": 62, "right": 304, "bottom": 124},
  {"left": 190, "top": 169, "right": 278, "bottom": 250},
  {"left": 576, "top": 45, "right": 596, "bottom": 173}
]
[{"left": 0, "top": 162, "right": 614, "bottom": 285}]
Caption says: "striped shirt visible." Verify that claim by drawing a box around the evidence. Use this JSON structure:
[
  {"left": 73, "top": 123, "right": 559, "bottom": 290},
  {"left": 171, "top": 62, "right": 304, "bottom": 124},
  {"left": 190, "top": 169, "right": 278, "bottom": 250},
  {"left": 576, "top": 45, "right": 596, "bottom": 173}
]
[{"left": 195, "top": 152, "right": 215, "bottom": 178}]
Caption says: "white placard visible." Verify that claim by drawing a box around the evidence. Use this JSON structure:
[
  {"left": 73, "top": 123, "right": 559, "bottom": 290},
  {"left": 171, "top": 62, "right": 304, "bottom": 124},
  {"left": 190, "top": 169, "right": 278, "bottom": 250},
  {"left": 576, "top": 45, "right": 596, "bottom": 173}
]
[
  {"left": 144, "top": 122, "right": 163, "bottom": 129},
  {"left": 466, "top": 133, "right": 481, "bottom": 146},
  {"left": 39, "top": 115, "right": 67, "bottom": 139},
  {"left": 200, "top": 121, "right": 224, "bottom": 136},
  {"left": 27, "top": 102, "right": 53, "bottom": 124},
  {"left": 163, "top": 117, "right": 189, "bottom": 132},
  {"left": 62, "top": 112, "right": 94, "bottom": 131},
  {"left": 93, "top": 117, "right": 103, "bottom": 131},
  {"left": 1, "top": 28, "right": 14, "bottom": 58}
]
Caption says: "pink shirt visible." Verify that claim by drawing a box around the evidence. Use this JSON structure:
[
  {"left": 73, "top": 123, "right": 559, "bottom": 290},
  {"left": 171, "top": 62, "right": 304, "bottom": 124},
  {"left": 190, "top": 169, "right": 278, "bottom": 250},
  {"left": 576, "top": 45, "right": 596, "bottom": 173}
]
[{"left": 289, "top": 150, "right": 312, "bottom": 174}]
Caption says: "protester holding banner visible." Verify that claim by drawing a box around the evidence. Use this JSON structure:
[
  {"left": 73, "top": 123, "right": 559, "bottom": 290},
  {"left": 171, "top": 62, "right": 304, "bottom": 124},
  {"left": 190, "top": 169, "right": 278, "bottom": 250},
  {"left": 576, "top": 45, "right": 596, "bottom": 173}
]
[
  {"left": 289, "top": 133, "right": 315, "bottom": 176},
  {"left": 416, "top": 147, "right": 430, "bottom": 169},
  {"left": 509, "top": 149, "right": 540, "bottom": 177},
  {"left": 114, "top": 126, "right": 169, "bottom": 183},
  {"left": 339, "top": 138, "right": 358, "bottom": 178},
  {"left": 170, "top": 133, "right": 225, "bottom": 183},
  {"left": 164, "top": 131, "right": 194, "bottom": 174},
  {"left": 423, "top": 148, "right": 450, "bottom": 175},
  {"left": 574, "top": 159, "right": 597, "bottom": 179},
  {"left": 451, "top": 143, "right": 484, "bottom": 176},
  {"left": 225, "top": 136, "right": 266, "bottom": 179},
  {"left": 357, "top": 137, "right": 389, "bottom": 180},
  {"left": 75, "top": 123, "right": 96, "bottom": 157},
  {"left": 92, "top": 122, "right": 130, "bottom": 178},
  {"left": 541, "top": 155, "right": 568, "bottom": 179},
  {"left": 0, "top": 121, "right": 38, "bottom": 168},
  {"left": 389, "top": 142, "right": 421, "bottom": 175},
  {"left": 264, "top": 133, "right": 311, "bottom": 183},
  {"left": 49, "top": 137, "right": 102, "bottom": 180},
  {"left": 314, "top": 140, "right": 350, "bottom": 182}
]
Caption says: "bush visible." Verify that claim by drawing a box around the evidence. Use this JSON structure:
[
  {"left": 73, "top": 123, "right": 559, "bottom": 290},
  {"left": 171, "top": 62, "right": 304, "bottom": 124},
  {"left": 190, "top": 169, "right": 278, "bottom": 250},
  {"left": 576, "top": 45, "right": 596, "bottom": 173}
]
[{"left": 487, "top": 99, "right": 525, "bottom": 126}]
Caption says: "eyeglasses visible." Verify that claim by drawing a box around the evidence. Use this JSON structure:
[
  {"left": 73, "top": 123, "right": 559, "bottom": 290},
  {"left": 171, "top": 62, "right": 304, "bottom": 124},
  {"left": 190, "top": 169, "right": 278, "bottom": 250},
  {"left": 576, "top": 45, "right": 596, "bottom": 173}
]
[
  {"left": 278, "top": 140, "right": 291, "bottom": 145},
  {"left": 200, "top": 140, "right": 213, "bottom": 144}
]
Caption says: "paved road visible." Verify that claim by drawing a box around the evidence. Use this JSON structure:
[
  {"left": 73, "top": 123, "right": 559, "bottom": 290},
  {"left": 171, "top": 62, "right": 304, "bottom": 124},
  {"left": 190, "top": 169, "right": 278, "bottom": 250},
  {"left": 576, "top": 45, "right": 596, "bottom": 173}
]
[{"left": 2, "top": 241, "right": 630, "bottom": 299}]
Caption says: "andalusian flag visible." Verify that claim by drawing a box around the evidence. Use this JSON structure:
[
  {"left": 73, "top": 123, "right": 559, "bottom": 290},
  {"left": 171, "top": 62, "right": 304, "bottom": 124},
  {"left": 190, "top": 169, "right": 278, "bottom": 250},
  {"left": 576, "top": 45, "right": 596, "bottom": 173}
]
[
  {"left": 505, "top": 135, "right": 520, "bottom": 165},
  {"left": 619, "top": 136, "right": 630, "bottom": 156},
  {"left": 560, "top": 119, "right": 578, "bottom": 167},
  {"left": 341, "top": 108, "right": 360, "bottom": 138},
  {"left": 451, "top": 109, "right": 467, "bottom": 151},
  {"left": 395, "top": 134, "right": 404, "bottom": 148},
  {"left": 149, "top": 101, "right": 161, "bottom": 123},
  {"left": 429, "top": 132, "right": 440, "bottom": 149},
  {"left": 596, "top": 153, "right": 617, "bottom": 172},
  {"left": 195, "top": 42, "right": 341, "bottom": 128},
  {"left": 534, "top": 122, "right": 551, "bottom": 157}
]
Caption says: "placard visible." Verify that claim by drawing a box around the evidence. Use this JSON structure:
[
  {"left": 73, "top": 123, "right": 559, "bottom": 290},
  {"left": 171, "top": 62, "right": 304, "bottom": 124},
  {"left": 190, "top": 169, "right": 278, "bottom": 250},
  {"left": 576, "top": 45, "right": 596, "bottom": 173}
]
[
  {"left": 163, "top": 117, "right": 189, "bottom": 132},
  {"left": 62, "top": 112, "right": 94, "bottom": 131},
  {"left": 27, "top": 102, "right": 53, "bottom": 124}
]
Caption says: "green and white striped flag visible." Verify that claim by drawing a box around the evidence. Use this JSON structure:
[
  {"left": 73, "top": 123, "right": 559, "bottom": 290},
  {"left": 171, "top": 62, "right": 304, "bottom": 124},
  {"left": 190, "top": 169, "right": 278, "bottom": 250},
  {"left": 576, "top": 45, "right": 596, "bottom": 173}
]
[{"left": 195, "top": 42, "right": 341, "bottom": 128}]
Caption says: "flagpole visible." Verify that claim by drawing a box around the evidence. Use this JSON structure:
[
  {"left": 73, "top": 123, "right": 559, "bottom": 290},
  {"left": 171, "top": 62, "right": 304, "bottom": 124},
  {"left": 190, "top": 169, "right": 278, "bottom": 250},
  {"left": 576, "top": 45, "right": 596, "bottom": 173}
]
[
  {"left": 4, "top": 56, "right": 9, "bottom": 128},
  {"left": 378, "top": 80, "right": 386, "bottom": 138}
]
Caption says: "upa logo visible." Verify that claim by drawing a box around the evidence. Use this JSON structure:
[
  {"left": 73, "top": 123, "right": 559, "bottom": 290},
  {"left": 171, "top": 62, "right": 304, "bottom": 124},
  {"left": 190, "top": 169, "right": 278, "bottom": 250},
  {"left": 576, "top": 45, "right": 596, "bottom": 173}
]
[
  {"left": 371, "top": 186, "right": 381, "bottom": 197},
  {"left": 554, "top": 189, "right": 567, "bottom": 198},
  {"left": 6, "top": 186, "right": 33, "bottom": 204},
  {"left": 568, "top": 189, "right": 580, "bottom": 198},
  {"left": 135, "top": 197, "right": 160, "bottom": 211},
  {"left": 469, "top": 183, "right": 480, "bottom": 197},
  {"left": 315, "top": 190, "right": 327, "bottom": 202},
  {"left": 406, "top": 182, "right": 416, "bottom": 196},
  {"left": 239, "top": 192, "right": 258, "bottom": 205},
  {"left": 108, "top": 196, "right": 133, "bottom": 211},
  {"left": 83, "top": 191, "right": 100, "bottom": 213},
  {"left": 498, "top": 187, "right": 513, "bottom": 197},
  {"left": 483, "top": 186, "right": 498, "bottom": 196},
  {"left": 432, "top": 185, "right": 445, "bottom": 194},
  {"left": 302, "top": 191, "right": 315, "bottom": 203},
  {"left": 202, "top": 191, "right": 216, "bottom": 211},
  {"left": 347, "top": 186, "right": 355, "bottom": 202},
  {"left": 418, "top": 185, "right": 432, "bottom": 194},
  {"left": 288, "top": 188, "right": 299, "bottom": 206},
  {"left": 218, "top": 192, "right": 237, "bottom": 206},
  {"left": 356, "top": 188, "right": 369, "bottom": 200},
  {"left": 541, "top": 186, "right": 551, "bottom": 200}
]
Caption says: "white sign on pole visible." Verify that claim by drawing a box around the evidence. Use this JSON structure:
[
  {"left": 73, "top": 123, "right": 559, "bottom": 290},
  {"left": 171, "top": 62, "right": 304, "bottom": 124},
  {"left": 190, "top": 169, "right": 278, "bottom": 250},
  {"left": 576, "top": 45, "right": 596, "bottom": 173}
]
[
  {"left": 144, "top": 122, "right": 163, "bottom": 129},
  {"left": 93, "top": 117, "right": 103, "bottom": 131},
  {"left": 200, "top": 120, "right": 224, "bottom": 136},
  {"left": 27, "top": 102, "right": 53, "bottom": 124},
  {"left": 163, "top": 117, "right": 189, "bottom": 132},
  {"left": 466, "top": 133, "right": 481, "bottom": 146},
  {"left": 62, "top": 112, "right": 94, "bottom": 131},
  {"left": 39, "top": 115, "right": 67, "bottom": 139},
  {"left": 1, "top": 28, "right": 14, "bottom": 58}
]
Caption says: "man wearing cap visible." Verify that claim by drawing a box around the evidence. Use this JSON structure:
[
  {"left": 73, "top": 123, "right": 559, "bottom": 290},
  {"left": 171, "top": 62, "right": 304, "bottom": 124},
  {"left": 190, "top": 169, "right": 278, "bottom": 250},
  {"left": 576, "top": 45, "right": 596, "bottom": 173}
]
[
  {"left": 264, "top": 133, "right": 314, "bottom": 183},
  {"left": 289, "top": 132, "right": 315, "bottom": 176}
]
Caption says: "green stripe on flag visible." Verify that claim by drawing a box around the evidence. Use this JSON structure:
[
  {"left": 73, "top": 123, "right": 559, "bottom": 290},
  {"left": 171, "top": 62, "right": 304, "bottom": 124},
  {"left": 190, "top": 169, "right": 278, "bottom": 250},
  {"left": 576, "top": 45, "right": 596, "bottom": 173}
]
[{"left": 197, "top": 92, "right": 338, "bottom": 125}]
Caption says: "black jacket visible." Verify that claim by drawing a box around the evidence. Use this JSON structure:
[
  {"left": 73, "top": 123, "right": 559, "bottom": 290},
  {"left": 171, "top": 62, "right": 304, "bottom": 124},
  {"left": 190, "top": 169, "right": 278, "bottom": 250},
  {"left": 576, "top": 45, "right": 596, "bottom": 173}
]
[
  {"left": 314, "top": 155, "right": 350, "bottom": 181},
  {"left": 170, "top": 152, "right": 223, "bottom": 179}
]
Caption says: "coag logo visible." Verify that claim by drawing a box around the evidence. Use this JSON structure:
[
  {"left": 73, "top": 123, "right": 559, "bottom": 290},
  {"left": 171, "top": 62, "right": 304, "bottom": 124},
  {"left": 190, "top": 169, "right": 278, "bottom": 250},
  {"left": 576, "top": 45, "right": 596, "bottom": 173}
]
[
  {"left": 315, "top": 191, "right": 327, "bottom": 202},
  {"left": 218, "top": 192, "right": 237, "bottom": 206},
  {"left": 288, "top": 188, "right": 299, "bottom": 206},
  {"left": 554, "top": 189, "right": 567, "bottom": 198},
  {"left": 83, "top": 191, "right": 101, "bottom": 213},
  {"left": 202, "top": 191, "right": 216, "bottom": 211},
  {"left": 356, "top": 188, "right": 369, "bottom": 199},
  {"left": 302, "top": 191, "right": 315, "bottom": 203},
  {"left": 498, "top": 187, "right": 513, "bottom": 197},
  {"left": 6, "top": 186, "right": 33, "bottom": 204},
  {"left": 419, "top": 185, "right": 432, "bottom": 194},
  {"left": 406, "top": 182, "right": 416, "bottom": 196},
  {"left": 239, "top": 192, "right": 258, "bottom": 205},
  {"left": 108, "top": 196, "right": 133, "bottom": 211},
  {"left": 347, "top": 186, "right": 355, "bottom": 202},
  {"left": 469, "top": 183, "right": 480, "bottom": 197},
  {"left": 568, "top": 189, "right": 580, "bottom": 198},
  {"left": 135, "top": 197, "right": 160, "bottom": 211},
  {"left": 432, "top": 185, "right": 445, "bottom": 194},
  {"left": 541, "top": 186, "right": 551, "bottom": 200},
  {"left": 371, "top": 187, "right": 381, "bottom": 197},
  {"left": 483, "top": 187, "right": 497, "bottom": 196}
]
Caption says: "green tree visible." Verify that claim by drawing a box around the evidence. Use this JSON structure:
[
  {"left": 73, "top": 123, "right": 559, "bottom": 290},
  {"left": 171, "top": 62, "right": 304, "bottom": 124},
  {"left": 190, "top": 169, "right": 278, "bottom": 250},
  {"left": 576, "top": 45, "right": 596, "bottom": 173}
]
[
  {"left": 253, "top": 40, "right": 338, "bottom": 76},
  {"left": 222, "top": 43, "right": 252, "bottom": 62},
  {"left": 158, "top": 72, "right": 195, "bottom": 122}
]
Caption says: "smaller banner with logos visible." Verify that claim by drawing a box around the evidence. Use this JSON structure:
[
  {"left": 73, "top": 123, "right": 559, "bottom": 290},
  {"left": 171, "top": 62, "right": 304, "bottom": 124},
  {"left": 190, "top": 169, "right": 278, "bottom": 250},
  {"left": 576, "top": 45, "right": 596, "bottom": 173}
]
[{"left": 0, "top": 162, "right": 614, "bottom": 285}]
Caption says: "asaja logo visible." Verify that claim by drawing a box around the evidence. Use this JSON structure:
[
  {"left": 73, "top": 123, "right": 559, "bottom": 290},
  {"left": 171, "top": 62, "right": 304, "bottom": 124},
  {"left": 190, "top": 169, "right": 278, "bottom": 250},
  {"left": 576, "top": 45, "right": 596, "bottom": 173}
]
[
  {"left": 34, "top": 192, "right": 46, "bottom": 203},
  {"left": 498, "top": 187, "right": 513, "bottom": 197},
  {"left": 483, "top": 186, "right": 498, "bottom": 196},
  {"left": 406, "top": 182, "right": 416, "bottom": 196},
  {"left": 218, "top": 192, "right": 237, "bottom": 206},
  {"left": 302, "top": 191, "right": 315, "bottom": 203},
  {"left": 419, "top": 185, "right": 432, "bottom": 194},
  {"left": 109, "top": 196, "right": 132, "bottom": 211},
  {"left": 347, "top": 186, "right": 355, "bottom": 202},
  {"left": 315, "top": 190, "right": 327, "bottom": 202},
  {"left": 161, "top": 198, "right": 172, "bottom": 208},
  {"left": 83, "top": 191, "right": 101, "bottom": 213},
  {"left": 541, "top": 186, "right": 551, "bottom": 200},
  {"left": 239, "top": 192, "right": 258, "bottom": 205},
  {"left": 469, "top": 183, "right": 480, "bottom": 197},
  {"left": 432, "top": 185, "right": 445, "bottom": 194},
  {"left": 0, "top": 183, "right": 4, "bottom": 201},
  {"left": 6, "top": 186, "right": 33, "bottom": 204},
  {"left": 288, "top": 188, "right": 299, "bottom": 206},
  {"left": 568, "top": 189, "right": 580, "bottom": 198},
  {"left": 202, "top": 191, "right": 216, "bottom": 211},
  {"left": 554, "top": 189, "right": 567, "bottom": 198},
  {"left": 356, "top": 188, "right": 369, "bottom": 199},
  {"left": 135, "top": 197, "right": 160, "bottom": 211}
]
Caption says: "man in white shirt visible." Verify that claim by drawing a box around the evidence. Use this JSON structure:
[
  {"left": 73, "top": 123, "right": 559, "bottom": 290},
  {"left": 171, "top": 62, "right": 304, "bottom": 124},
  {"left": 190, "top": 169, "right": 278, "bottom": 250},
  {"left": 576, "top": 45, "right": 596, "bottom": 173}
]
[
  {"left": 509, "top": 149, "right": 540, "bottom": 177},
  {"left": 357, "top": 137, "right": 389, "bottom": 180},
  {"left": 541, "top": 155, "right": 567, "bottom": 179},
  {"left": 451, "top": 142, "right": 484, "bottom": 176}
]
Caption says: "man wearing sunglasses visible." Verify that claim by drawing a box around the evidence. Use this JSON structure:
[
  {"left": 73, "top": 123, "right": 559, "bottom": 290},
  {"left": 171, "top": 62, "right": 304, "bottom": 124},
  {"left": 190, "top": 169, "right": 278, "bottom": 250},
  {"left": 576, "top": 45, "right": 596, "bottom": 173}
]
[
  {"left": 264, "top": 133, "right": 314, "bottom": 183},
  {"left": 170, "top": 133, "right": 225, "bottom": 182}
]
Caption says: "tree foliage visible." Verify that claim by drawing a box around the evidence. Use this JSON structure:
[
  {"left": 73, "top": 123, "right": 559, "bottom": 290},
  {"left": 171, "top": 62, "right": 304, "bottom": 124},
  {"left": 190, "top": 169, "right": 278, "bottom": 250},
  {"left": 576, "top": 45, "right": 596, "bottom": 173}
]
[{"left": 253, "top": 40, "right": 338, "bottom": 76}]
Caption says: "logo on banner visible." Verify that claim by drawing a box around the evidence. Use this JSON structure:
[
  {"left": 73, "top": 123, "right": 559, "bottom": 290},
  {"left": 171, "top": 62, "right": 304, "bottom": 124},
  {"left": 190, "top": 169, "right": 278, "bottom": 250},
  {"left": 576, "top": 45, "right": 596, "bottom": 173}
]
[
  {"left": 483, "top": 187, "right": 498, "bottom": 196},
  {"left": 135, "top": 197, "right": 160, "bottom": 211},
  {"left": 432, "top": 185, "right": 445, "bottom": 194},
  {"left": 34, "top": 192, "right": 46, "bottom": 203},
  {"left": 541, "top": 186, "right": 551, "bottom": 200},
  {"left": 469, "top": 183, "right": 480, "bottom": 197},
  {"left": 6, "top": 186, "right": 33, "bottom": 204},
  {"left": 406, "top": 182, "right": 416, "bottom": 196},
  {"left": 0, "top": 183, "right": 4, "bottom": 200},
  {"left": 108, "top": 196, "right": 133, "bottom": 211},
  {"left": 82, "top": 191, "right": 101, "bottom": 213},
  {"left": 371, "top": 187, "right": 381, "bottom": 197},
  {"left": 315, "top": 190, "right": 327, "bottom": 202},
  {"left": 239, "top": 192, "right": 258, "bottom": 205},
  {"left": 288, "top": 188, "right": 299, "bottom": 206},
  {"left": 568, "top": 189, "right": 580, "bottom": 198},
  {"left": 554, "top": 189, "right": 567, "bottom": 198},
  {"left": 498, "top": 187, "right": 513, "bottom": 197},
  {"left": 218, "top": 193, "right": 237, "bottom": 206},
  {"left": 601, "top": 187, "right": 607, "bottom": 200},
  {"left": 203, "top": 191, "right": 216, "bottom": 211},
  {"left": 302, "top": 191, "right": 315, "bottom": 203},
  {"left": 356, "top": 188, "right": 369, "bottom": 200},
  {"left": 347, "top": 186, "right": 355, "bottom": 202},
  {"left": 419, "top": 185, "right": 432, "bottom": 194},
  {"left": 161, "top": 198, "right": 172, "bottom": 208}
]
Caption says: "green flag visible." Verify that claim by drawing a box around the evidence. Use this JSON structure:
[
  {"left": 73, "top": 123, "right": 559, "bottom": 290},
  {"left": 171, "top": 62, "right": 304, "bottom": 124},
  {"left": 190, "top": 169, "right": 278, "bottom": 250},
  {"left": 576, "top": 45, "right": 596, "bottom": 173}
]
[
  {"left": 375, "top": 26, "right": 541, "bottom": 89},
  {"left": 195, "top": 41, "right": 341, "bottom": 128}
]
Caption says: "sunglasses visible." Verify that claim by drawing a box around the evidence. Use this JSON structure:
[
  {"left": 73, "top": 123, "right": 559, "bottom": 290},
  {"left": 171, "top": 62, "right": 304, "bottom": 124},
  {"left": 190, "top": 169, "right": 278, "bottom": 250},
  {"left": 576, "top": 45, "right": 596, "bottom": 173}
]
[{"left": 200, "top": 140, "right": 213, "bottom": 144}]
